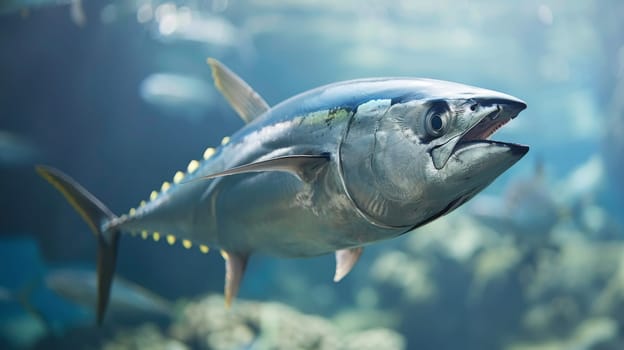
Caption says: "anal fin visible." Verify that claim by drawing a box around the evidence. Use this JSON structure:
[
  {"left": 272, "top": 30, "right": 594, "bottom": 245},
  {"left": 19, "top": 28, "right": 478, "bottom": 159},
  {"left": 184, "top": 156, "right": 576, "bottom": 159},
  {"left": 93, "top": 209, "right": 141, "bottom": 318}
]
[
  {"left": 334, "top": 247, "right": 363, "bottom": 282},
  {"left": 221, "top": 250, "right": 249, "bottom": 307}
]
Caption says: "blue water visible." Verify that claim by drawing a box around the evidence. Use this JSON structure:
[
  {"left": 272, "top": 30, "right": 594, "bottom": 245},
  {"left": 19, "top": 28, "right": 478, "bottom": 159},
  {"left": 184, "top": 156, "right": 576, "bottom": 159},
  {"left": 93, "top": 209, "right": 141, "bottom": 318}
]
[{"left": 1, "top": 1, "right": 623, "bottom": 349}]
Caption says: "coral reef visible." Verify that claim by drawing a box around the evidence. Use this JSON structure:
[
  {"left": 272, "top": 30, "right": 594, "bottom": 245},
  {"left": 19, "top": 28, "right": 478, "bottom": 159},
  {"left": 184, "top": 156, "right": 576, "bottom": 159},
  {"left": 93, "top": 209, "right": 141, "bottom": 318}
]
[
  {"left": 364, "top": 210, "right": 624, "bottom": 349},
  {"left": 99, "top": 295, "right": 405, "bottom": 350}
]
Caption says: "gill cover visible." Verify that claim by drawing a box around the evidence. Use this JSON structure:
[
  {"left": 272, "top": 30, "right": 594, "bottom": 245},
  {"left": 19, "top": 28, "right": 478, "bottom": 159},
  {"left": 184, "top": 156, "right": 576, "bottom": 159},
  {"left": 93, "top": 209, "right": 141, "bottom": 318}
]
[{"left": 341, "top": 97, "right": 455, "bottom": 229}]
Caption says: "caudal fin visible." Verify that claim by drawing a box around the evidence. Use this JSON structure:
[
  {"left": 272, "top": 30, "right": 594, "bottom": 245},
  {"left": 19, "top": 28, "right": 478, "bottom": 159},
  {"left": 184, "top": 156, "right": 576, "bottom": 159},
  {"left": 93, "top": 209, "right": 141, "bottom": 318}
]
[{"left": 36, "top": 165, "right": 119, "bottom": 325}]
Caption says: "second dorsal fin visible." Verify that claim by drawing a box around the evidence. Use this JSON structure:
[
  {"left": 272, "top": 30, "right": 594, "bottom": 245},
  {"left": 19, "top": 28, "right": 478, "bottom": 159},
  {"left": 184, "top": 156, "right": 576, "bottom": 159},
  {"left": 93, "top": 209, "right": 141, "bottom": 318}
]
[{"left": 208, "top": 58, "right": 270, "bottom": 123}]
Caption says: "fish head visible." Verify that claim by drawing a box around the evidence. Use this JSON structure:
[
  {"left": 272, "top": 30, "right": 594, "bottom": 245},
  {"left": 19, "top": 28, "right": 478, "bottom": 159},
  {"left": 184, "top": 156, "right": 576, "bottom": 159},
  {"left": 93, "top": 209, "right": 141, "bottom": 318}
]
[{"left": 340, "top": 79, "right": 529, "bottom": 229}]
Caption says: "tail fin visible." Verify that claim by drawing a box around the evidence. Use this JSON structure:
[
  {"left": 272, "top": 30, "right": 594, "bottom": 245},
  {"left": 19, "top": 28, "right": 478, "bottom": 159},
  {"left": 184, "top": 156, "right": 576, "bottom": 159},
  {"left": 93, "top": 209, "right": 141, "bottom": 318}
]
[{"left": 36, "top": 165, "right": 120, "bottom": 325}]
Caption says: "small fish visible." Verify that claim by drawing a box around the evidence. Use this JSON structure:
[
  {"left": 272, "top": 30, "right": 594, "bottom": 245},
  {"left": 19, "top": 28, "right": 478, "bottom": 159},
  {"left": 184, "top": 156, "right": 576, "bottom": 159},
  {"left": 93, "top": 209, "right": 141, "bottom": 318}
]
[
  {"left": 470, "top": 160, "right": 560, "bottom": 240},
  {"left": 0, "top": 130, "right": 40, "bottom": 167},
  {"left": 0, "top": 238, "right": 170, "bottom": 334},
  {"left": 0, "top": 286, "right": 14, "bottom": 302},
  {"left": 0, "top": 0, "right": 71, "bottom": 13},
  {"left": 0, "top": 281, "right": 51, "bottom": 333},
  {"left": 150, "top": 4, "right": 254, "bottom": 61},
  {"left": 37, "top": 58, "right": 528, "bottom": 324},
  {"left": 45, "top": 268, "right": 172, "bottom": 319},
  {"left": 139, "top": 73, "right": 215, "bottom": 122},
  {"left": 0, "top": 0, "right": 86, "bottom": 27}
]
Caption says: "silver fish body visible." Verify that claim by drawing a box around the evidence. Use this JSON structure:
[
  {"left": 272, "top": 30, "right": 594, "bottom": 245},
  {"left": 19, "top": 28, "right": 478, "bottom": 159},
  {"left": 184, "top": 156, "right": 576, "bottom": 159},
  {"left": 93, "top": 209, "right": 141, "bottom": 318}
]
[
  {"left": 37, "top": 61, "right": 528, "bottom": 323},
  {"left": 119, "top": 77, "right": 527, "bottom": 257}
]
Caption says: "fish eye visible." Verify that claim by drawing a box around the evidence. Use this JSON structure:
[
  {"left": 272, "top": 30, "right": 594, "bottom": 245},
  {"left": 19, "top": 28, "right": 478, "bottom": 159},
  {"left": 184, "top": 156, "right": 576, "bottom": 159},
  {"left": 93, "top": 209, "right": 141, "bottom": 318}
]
[{"left": 425, "top": 105, "right": 449, "bottom": 137}]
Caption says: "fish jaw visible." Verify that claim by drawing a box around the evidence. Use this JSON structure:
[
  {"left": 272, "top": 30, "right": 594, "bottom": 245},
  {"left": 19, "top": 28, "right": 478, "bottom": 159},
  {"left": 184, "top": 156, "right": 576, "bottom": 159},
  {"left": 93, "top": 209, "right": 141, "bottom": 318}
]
[
  {"left": 431, "top": 99, "right": 527, "bottom": 170},
  {"left": 437, "top": 140, "right": 528, "bottom": 215}
]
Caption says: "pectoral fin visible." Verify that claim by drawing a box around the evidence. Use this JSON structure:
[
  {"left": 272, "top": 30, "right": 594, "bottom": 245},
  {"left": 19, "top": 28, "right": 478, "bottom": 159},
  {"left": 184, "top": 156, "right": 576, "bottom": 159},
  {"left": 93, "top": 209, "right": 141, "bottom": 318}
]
[
  {"left": 208, "top": 58, "right": 269, "bottom": 123},
  {"left": 334, "top": 247, "right": 363, "bottom": 282},
  {"left": 221, "top": 250, "right": 248, "bottom": 307},
  {"left": 196, "top": 153, "right": 330, "bottom": 183}
]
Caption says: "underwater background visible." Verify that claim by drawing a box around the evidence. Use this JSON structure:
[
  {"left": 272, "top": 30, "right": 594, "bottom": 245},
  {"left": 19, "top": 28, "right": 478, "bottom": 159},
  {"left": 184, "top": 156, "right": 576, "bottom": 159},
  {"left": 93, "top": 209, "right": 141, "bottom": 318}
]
[{"left": 1, "top": 0, "right": 623, "bottom": 349}]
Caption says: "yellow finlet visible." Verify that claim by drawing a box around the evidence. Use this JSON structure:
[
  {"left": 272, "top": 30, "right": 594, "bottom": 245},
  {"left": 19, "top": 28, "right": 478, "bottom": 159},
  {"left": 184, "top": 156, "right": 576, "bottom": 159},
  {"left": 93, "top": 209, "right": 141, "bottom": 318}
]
[
  {"left": 182, "top": 239, "right": 192, "bottom": 249},
  {"left": 203, "top": 147, "right": 216, "bottom": 160},
  {"left": 187, "top": 160, "right": 200, "bottom": 174},
  {"left": 166, "top": 234, "right": 176, "bottom": 245},
  {"left": 129, "top": 208, "right": 136, "bottom": 216},
  {"left": 153, "top": 232, "right": 161, "bottom": 242},
  {"left": 199, "top": 244, "right": 210, "bottom": 254},
  {"left": 161, "top": 181, "right": 171, "bottom": 193},
  {"left": 221, "top": 136, "right": 231, "bottom": 145},
  {"left": 139, "top": 200, "right": 147, "bottom": 207},
  {"left": 173, "top": 171, "right": 185, "bottom": 184},
  {"left": 150, "top": 190, "right": 158, "bottom": 201},
  {"left": 141, "top": 231, "right": 148, "bottom": 239},
  {"left": 220, "top": 249, "right": 229, "bottom": 260}
]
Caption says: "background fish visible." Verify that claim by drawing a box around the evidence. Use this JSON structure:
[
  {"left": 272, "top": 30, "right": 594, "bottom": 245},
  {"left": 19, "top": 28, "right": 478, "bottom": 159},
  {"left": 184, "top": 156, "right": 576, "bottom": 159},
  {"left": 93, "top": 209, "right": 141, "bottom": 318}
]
[
  {"left": 44, "top": 268, "right": 173, "bottom": 319},
  {"left": 0, "top": 238, "right": 172, "bottom": 348},
  {"left": 0, "top": 131, "right": 41, "bottom": 167},
  {"left": 469, "top": 161, "right": 560, "bottom": 243},
  {"left": 0, "top": 0, "right": 85, "bottom": 26},
  {"left": 138, "top": 72, "right": 217, "bottom": 123}
]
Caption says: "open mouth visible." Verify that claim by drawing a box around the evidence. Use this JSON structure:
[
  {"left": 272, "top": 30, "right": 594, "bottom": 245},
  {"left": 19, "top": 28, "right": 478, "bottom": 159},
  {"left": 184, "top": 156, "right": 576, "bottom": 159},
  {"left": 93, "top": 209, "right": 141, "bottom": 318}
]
[
  {"left": 462, "top": 105, "right": 511, "bottom": 142},
  {"left": 452, "top": 101, "right": 529, "bottom": 156},
  {"left": 431, "top": 101, "right": 528, "bottom": 169},
  {"left": 458, "top": 103, "right": 522, "bottom": 146}
]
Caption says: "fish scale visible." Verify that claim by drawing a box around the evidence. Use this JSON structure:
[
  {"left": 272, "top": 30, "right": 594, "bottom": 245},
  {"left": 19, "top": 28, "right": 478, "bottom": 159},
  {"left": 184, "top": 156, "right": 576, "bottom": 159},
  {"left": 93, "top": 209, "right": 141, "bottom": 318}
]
[{"left": 37, "top": 58, "right": 528, "bottom": 324}]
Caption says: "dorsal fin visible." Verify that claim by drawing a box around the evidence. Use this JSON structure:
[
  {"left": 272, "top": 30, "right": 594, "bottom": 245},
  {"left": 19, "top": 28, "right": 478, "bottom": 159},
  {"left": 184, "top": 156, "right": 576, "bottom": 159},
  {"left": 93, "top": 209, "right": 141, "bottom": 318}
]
[
  {"left": 334, "top": 247, "right": 363, "bottom": 282},
  {"left": 195, "top": 153, "right": 330, "bottom": 183},
  {"left": 207, "top": 58, "right": 269, "bottom": 123}
]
